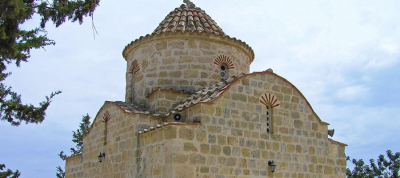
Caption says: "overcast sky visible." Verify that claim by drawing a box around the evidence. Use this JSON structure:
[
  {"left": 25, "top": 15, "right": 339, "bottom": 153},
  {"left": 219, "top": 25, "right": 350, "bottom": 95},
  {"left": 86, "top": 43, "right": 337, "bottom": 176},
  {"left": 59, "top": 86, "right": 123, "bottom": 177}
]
[{"left": 1, "top": 0, "right": 399, "bottom": 177}]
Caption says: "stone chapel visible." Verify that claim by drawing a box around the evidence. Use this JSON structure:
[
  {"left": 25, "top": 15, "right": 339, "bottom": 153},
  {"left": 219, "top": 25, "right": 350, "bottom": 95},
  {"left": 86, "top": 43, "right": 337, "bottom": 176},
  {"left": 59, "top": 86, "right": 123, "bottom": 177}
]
[{"left": 65, "top": 1, "right": 347, "bottom": 177}]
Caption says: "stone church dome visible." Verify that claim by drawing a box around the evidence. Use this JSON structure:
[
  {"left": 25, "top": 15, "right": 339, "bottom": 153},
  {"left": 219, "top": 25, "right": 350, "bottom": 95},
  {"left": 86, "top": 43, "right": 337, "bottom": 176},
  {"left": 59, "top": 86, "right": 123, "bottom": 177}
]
[{"left": 122, "top": 0, "right": 255, "bottom": 113}]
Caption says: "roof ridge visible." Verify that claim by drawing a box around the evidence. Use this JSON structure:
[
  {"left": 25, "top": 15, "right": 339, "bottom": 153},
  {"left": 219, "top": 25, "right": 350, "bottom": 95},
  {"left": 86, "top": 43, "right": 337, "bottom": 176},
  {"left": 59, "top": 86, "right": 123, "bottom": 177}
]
[{"left": 153, "top": 2, "right": 225, "bottom": 35}]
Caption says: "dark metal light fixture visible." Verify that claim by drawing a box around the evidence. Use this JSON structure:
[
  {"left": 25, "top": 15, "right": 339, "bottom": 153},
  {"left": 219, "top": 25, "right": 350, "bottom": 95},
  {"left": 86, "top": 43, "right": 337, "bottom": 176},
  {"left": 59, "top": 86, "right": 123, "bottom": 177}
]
[
  {"left": 268, "top": 160, "right": 276, "bottom": 173},
  {"left": 328, "top": 129, "right": 335, "bottom": 137},
  {"left": 98, "top": 152, "right": 105, "bottom": 163}
]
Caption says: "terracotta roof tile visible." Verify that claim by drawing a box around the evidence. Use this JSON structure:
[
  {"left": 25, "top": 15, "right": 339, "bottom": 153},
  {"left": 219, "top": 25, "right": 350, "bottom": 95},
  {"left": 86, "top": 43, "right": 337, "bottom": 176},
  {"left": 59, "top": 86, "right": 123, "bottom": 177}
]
[
  {"left": 153, "top": 3, "right": 225, "bottom": 35},
  {"left": 107, "top": 73, "right": 246, "bottom": 118}
]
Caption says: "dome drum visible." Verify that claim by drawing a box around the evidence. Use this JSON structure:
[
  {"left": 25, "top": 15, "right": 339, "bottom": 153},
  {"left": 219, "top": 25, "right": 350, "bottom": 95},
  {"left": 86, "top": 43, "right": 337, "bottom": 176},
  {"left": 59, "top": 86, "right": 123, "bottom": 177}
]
[{"left": 124, "top": 34, "right": 252, "bottom": 105}]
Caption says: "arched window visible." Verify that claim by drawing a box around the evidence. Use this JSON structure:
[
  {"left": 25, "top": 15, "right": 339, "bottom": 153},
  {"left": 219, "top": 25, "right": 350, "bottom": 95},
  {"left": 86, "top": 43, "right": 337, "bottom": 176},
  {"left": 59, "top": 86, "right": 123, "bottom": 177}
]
[
  {"left": 220, "top": 64, "right": 229, "bottom": 81},
  {"left": 266, "top": 104, "right": 272, "bottom": 133},
  {"left": 214, "top": 55, "right": 234, "bottom": 81},
  {"left": 260, "top": 93, "right": 280, "bottom": 134}
]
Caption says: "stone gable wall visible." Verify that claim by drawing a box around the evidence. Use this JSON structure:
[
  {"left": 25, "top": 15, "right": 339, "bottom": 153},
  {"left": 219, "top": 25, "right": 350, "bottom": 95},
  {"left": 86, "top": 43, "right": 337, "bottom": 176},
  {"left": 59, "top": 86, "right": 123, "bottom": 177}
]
[
  {"left": 124, "top": 36, "right": 252, "bottom": 107},
  {"left": 66, "top": 72, "right": 347, "bottom": 178},
  {"left": 185, "top": 72, "right": 347, "bottom": 177},
  {"left": 65, "top": 103, "right": 164, "bottom": 178}
]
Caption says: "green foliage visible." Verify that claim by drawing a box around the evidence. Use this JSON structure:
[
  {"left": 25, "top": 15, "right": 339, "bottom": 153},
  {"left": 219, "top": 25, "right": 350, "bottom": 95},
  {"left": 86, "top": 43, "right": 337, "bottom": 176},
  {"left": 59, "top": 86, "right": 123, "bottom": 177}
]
[
  {"left": 0, "top": 164, "right": 20, "bottom": 178},
  {"left": 56, "top": 166, "right": 65, "bottom": 178},
  {"left": 1, "top": 0, "right": 99, "bottom": 176},
  {"left": 0, "top": 0, "right": 100, "bottom": 126},
  {"left": 347, "top": 150, "right": 400, "bottom": 178},
  {"left": 57, "top": 114, "right": 92, "bottom": 178},
  {"left": 71, "top": 114, "right": 91, "bottom": 154}
]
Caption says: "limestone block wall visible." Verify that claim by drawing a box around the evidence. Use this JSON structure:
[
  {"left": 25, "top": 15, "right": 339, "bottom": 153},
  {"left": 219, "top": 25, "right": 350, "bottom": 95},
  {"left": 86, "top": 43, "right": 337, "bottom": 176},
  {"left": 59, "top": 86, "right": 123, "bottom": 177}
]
[
  {"left": 166, "top": 72, "right": 347, "bottom": 177},
  {"left": 65, "top": 154, "right": 83, "bottom": 178},
  {"left": 66, "top": 71, "right": 347, "bottom": 178},
  {"left": 135, "top": 126, "right": 176, "bottom": 178},
  {"left": 123, "top": 33, "right": 253, "bottom": 106},
  {"left": 65, "top": 103, "right": 163, "bottom": 178},
  {"left": 147, "top": 89, "right": 190, "bottom": 114}
]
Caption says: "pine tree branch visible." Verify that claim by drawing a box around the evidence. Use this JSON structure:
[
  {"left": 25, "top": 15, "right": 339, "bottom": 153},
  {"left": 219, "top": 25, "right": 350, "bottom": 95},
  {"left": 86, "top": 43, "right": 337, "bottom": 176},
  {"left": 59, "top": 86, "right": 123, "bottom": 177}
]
[{"left": 0, "top": 164, "right": 21, "bottom": 178}]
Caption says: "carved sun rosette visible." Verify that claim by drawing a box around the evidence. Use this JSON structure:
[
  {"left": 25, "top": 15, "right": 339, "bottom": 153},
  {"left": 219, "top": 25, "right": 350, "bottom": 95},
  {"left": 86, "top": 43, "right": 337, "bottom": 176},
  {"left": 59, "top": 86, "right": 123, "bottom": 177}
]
[
  {"left": 128, "top": 60, "right": 140, "bottom": 74},
  {"left": 260, "top": 93, "right": 280, "bottom": 108},
  {"left": 102, "top": 110, "right": 111, "bottom": 123},
  {"left": 214, "top": 55, "right": 234, "bottom": 69}
]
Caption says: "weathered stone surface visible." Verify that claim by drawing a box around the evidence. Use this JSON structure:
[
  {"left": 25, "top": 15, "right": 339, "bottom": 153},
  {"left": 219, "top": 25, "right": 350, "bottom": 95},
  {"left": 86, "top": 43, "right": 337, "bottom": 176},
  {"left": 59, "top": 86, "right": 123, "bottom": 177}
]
[
  {"left": 200, "top": 144, "right": 210, "bottom": 154},
  {"left": 188, "top": 39, "right": 197, "bottom": 49},
  {"left": 155, "top": 41, "right": 167, "bottom": 51},
  {"left": 241, "top": 148, "right": 250, "bottom": 157},
  {"left": 210, "top": 145, "right": 221, "bottom": 155},
  {"left": 183, "top": 142, "right": 198, "bottom": 152},
  {"left": 222, "top": 146, "right": 231, "bottom": 156},
  {"left": 169, "top": 71, "right": 182, "bottom": 78},
  {"left": 170, "top": 41, "right": 184, "bottom": 49},
  {"left": 200, "top": 41, "right": 211, "bottom": 49},
  {"left": 179, "top": 127, "right": 194, "bottom": 140},
  {"left": 194, "top": 81, "right": 207, "bottom": 86},
  {"left": 231, "top": 93, "right": 247, "bottom": 102},
  {"left": 190, "top": 153, "right": 206, "bottom": 164},
  {"left": 158, "top": 79, "right": 173, "bottom": 85},
  {"left": 173, "top": 154, "right": 189, "bottom": 164},
  {"left": 179, "top": 56, "right": 193, "bottom": 63},
  {"left": 184, "top": 70, "right": 198, "bottom": 78},
  {"left": 294, "top": 120, "right": 303, "bottom": 129},
  {"left": 291, "top": 111, "right": 300, "bottom": 119}
]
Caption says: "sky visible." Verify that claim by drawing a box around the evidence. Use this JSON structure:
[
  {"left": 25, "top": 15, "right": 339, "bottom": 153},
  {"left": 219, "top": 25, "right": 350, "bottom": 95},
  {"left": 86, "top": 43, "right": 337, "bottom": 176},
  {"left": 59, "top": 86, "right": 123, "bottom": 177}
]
[{"left": 1, "top": 0, "right": 400, "bottom": 177}]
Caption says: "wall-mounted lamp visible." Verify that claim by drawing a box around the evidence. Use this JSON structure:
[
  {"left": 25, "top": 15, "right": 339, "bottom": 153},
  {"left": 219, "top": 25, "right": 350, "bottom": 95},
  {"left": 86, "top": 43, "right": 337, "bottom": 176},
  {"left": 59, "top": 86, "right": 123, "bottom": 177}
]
[
  {"left": 98, "top": 152, "right": 106, "bottom": 163},
  {"left": 328, "top": 129, "right": 335, "bottom": 137},
  {"left": 268, "top": 160, "right": 276, "bottom": 173}
]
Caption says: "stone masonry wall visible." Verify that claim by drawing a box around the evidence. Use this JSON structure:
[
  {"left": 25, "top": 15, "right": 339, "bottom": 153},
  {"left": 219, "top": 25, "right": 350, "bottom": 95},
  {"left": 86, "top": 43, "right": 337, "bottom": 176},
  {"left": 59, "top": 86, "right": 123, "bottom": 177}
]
[
  {"left": 147, "top": 89, "right": 190, "bottom": 114},
  {"left": 164, "top": 72, "right": 347, "bottom": 178},
  {"left": 65, "top": 154, "right": 83, "bottom": 178},
  {"left": 66, "top": 72, "right": 347, "bottom": 178},
  {"left": 124, "top": 35, "right": 253, "bottom": 106},
  {"left": 65, "top": 103, "right": 164, "bottom": 178}
]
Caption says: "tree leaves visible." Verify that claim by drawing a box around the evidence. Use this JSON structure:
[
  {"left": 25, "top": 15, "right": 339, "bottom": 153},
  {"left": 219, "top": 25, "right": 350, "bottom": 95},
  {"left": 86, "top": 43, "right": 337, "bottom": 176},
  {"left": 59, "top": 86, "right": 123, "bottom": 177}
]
[
  {"left": 0, "top": 0, "right": 100, "bottom": 126},
  {"left": 70, "top": 114, "right": 91, "bottom": 155},
  {"left": 0, "top": 164, "right": 21, "bottom": 178},
  {"left": 347, "top": 150, "right": 400, "bottom": 178}
]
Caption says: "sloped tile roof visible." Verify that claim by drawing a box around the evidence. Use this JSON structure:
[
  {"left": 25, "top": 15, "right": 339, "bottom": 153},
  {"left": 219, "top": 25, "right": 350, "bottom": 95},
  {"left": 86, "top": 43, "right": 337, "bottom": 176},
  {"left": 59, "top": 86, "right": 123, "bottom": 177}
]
[
  {"left": 107, "top": 101, "right": 150, "bottom": 115},
  {"left": 168, "top": 73, "right": 246, "bottom": 114},
  {"left": 107, "top": 73, "right": 246, "bottom": 117},
  {"left": 153, "top": 3, "right": 225, "bottom": 35}
]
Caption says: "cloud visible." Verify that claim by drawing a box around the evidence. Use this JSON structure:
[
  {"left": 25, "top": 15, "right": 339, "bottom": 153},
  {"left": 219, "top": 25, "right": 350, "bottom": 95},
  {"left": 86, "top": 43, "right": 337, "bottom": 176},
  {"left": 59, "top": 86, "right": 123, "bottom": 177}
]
[{"left": 336, "top": 85, "right": 370, "bottom": 101}]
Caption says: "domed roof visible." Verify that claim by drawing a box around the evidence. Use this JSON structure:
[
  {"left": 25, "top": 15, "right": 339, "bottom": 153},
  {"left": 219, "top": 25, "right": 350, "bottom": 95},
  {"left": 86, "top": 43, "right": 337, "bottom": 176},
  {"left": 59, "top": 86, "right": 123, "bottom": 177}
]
[
  {"left": 153, "top": 1, "right": 225, "bottom": 35},
  {"left": 123, "top": 0, "right": 255, "bottom": 61}
]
